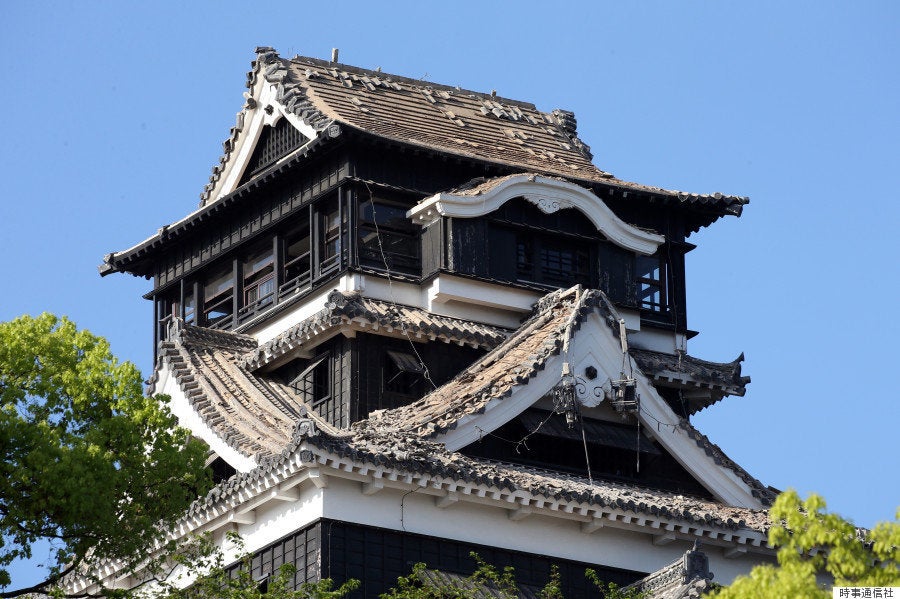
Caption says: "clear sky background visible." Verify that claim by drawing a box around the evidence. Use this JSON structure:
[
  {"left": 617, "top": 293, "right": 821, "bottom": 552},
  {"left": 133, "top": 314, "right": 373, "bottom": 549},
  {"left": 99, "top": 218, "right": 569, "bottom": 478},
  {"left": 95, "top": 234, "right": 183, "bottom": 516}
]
[{"left": 2, "top": 0, "right": 898, "bottom": 589}]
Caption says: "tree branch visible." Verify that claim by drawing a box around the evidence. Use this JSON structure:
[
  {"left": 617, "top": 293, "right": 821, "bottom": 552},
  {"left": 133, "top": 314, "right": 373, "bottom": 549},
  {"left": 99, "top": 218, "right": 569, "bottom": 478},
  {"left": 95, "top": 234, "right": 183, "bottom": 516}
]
[{"left": 0, "top": 561, "right": 77, "bottom": 598}]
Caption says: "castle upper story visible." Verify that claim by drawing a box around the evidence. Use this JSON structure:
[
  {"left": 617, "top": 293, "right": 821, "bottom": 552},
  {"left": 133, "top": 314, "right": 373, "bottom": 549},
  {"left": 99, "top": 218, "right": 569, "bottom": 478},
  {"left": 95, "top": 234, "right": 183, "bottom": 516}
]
[{"left": 100, "top": 49, "right": 747, "bottom": 359}]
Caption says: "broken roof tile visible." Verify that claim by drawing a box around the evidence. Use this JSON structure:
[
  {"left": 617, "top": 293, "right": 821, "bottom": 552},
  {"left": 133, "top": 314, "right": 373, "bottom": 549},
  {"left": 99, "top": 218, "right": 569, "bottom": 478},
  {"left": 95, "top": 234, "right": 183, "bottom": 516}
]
[{"left": 239, "top": 290, "right": 510, "bottom": 371}]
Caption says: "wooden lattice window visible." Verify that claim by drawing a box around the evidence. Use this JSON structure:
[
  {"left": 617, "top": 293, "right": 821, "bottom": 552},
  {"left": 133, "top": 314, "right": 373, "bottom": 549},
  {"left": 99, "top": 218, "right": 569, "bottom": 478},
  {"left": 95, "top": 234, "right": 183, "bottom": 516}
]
[
  {"left": 202, "top": 265, "right": 234, "bottom": 327},
  {"left": 516, "top": 234, "right": 590, "bottom": 288},
  {"left": 242, "top": 118, "right": 308, "bottom": 181},
  {"left": 242, "top": 246, "right": 275, "bottom": 311},
  {"left": 280, "top": 219, "right": 312, "bottom": 298},
  {"left": 318, "top": 200, "right": 345, "bottom": 277},
  {"left": 358, "top": 200, "right": 420, "bottom": 274},
  {"left": 636, "top": 254, "right": 667, "bottom": 312}
]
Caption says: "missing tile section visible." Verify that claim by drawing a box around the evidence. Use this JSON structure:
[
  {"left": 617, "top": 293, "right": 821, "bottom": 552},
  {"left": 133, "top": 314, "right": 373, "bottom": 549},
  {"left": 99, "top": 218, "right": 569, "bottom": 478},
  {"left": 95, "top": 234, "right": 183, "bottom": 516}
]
[
  {"left": 348, "top": 96, "right": 369, "bottom": 112},
  {"left": 479, "top": 99, "right": 539, "bottom": 124},
  {"left": 441, "top": 110, "right": 466, "bottom": 128}
]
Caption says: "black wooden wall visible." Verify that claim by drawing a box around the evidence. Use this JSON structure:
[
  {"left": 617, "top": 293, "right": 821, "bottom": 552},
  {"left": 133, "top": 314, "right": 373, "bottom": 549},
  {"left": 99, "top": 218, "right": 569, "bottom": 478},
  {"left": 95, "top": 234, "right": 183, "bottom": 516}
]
[{"left": 231, "top": 518, "right": 644, "bottom": 597}]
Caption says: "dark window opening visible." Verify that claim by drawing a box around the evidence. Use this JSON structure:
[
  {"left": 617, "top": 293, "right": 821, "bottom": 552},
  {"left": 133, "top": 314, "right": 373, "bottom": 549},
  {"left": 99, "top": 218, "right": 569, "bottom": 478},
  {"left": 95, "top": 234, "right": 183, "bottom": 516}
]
[
  {"left": 290, "top": 354, "right": 332, "bottom": 410},
  {"left": 281, "top": 219, "right": 312, "bottom": 298},
  {"left": 516, "top": 234, "right": 591, "bottom": 288},
  {"left": 381, "top": 350, "right": 423, "bottom": 408},
  {"left": 461, "top": 408, "right": 713, "bottom": 499},
  {"left": 358, "top": 200, "right": 420, "bottom": 274},
  {"left": 636, "top": 255, "right": 667, "bottom": 312},
  {"left": 208, "top": 456, "right": 237, "bottom": 485},
  {"left": 239, "top": 246, "right": 275, "bottom": 322},
  {"left": 203, "top": 265, "right": 235, "bottom": 328}
]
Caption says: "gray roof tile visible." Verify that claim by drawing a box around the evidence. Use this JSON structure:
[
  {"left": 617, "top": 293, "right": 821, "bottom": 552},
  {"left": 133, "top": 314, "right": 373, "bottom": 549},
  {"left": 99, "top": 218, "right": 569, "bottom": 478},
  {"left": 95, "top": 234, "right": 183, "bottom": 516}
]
[
  {"left": 197, "top": 49, "right": 748, "bottom": 214},
  {"left": 240, "top": 290, "right": 510, "bottom": 371},
  {"left": 631, "top": 348, "right": 750, "bottom": 413},
  {"left": 153, "top": 319, "right": 309, "bottom": 458},
  {"left": 625, "top": 544, "right": 714, "bottom": 599}
]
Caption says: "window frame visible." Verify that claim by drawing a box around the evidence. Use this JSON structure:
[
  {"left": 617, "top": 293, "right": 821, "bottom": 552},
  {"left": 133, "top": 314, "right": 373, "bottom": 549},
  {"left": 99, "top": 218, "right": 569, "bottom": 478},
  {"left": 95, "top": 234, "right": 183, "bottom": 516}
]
[
  {"left": 202, "top": 264, "right": 236, "bottom": 327},
  {"left": 635, "top": 254, "right": 668, "bottom": 313},
  {"left": 515, "top": 232, "right": 592, "bottom": 289},
  {"left": 357, "top": 199, "right": 421, "bottom": 274}
]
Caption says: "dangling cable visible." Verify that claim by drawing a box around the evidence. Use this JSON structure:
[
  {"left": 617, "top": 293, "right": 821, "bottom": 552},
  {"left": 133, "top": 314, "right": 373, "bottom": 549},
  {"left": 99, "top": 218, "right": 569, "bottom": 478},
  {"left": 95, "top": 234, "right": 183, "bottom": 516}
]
[
  {"left": 363, "top": 182, "right": 437, "bottom": 390},
  {"left": 578, "top": 403, "right": 593, "bottom": 486},
  {"left": 636, "top": 412, "right": 641, "bottom": 474}
]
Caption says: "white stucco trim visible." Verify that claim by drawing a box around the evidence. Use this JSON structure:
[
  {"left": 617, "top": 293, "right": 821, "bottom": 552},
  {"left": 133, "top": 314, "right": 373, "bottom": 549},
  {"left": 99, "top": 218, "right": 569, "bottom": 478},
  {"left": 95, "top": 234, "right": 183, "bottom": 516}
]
[
  {"left": 156, "top": 359, "right": 257, "bottom": 473},
  {"left": 408, "top": 174, "right": 665, "bottom": 255},
  {"left": 74, "top": 438, "right": 770, "bottom": 595},
  {"left": 438, "top": 310, "right": 764, "bottom": 509},
  {"left": 208, "top": 76, "right": 320, "bottom": 204}
]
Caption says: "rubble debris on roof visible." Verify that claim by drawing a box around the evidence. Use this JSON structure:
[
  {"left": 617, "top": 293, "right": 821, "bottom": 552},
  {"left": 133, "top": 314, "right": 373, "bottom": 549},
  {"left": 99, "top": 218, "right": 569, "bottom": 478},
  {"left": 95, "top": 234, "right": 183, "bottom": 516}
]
[
  {"left": 240, "top": 290, "right": 510, "bottom": 371},
  {"left": 361, "top": 285, "right": 775, "bottom": 506},
  {"left": 152, "top": 318, "right": 315, "bottom": 458},
  {"left": 198, "top": 48, "right": 749, "bottom": 214},
  {"left": 185, "top": 414, "right": 770, "bottom": 538},
  {"left": 150, "top": 285, "right": 772, "bottom": 508},
  {"left": 362, "top": 286, "right": 591, "bottom": 437}
]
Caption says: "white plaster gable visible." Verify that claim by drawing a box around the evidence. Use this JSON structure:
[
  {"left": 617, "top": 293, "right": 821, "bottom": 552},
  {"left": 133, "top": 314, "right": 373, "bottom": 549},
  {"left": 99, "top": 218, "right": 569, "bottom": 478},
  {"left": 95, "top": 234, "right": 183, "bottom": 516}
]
[
  {"left": 438, "top": 304, "right": 765, "bottom": 510},
  {"left": 155, "top": 357, "right": 257, "bottom": 473},
  {"left": 206, "top": 74, "right": 322, "bottom": 205},
  {"left": 408, "top": 174, "right": 665, "bottom": 255}
]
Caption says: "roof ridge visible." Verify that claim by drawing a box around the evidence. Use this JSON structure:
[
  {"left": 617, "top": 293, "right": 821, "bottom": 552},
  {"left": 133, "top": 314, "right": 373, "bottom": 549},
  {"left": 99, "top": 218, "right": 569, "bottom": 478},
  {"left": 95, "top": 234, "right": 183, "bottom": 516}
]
[
  {"left": 240, "top": 290, "right": 510, "bottom": 371},
  {"left": 282, "top": 53, "right": 540, "bottom": 111},
  {"left": 173, "top": 318, "right": 258, "bottom": 351},
  {"left": 359, "top": 286, "right": 610, "bottom": 437}
]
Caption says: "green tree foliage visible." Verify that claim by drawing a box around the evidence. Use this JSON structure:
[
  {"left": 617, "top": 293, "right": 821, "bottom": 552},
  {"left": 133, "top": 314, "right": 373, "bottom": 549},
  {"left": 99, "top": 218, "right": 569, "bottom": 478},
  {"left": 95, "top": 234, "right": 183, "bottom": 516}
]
[
  {"left": 711, "top": 490, "right": 900, "bottom": 598},
  {"left": 0, "top": 314, "right": 211, "bottom": 597},
  {"left": 379, "top": 552, "right": 643, "bottom": 598}
]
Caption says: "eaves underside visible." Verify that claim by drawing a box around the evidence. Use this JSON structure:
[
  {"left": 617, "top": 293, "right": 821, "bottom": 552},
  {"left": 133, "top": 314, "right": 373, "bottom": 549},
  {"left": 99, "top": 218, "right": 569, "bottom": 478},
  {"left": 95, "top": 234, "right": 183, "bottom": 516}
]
[{"left": 102, "top": 149, "right": 743, "bottom": 280}]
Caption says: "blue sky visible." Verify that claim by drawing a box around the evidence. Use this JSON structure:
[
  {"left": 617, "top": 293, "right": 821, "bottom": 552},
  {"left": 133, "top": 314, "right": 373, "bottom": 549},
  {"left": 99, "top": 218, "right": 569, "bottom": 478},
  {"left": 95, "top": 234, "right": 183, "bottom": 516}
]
[{"left": 2, "top": 0, "right": 898, "bottom": 589}]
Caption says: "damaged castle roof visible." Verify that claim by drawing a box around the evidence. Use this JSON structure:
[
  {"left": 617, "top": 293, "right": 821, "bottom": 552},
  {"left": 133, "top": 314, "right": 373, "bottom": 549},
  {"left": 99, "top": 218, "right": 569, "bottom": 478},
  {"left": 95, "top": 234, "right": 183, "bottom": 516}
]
[
  {"left": 241, "top": 290, "right": 510, "bottom": 371},
  {"left": 361, "top": 286, "right": 775, "bottom": 506},
  {"left": 150, "top": 286, "right": 774, "bottom": 549},
  {"left": 151, "top": 319, "right": 323, "bottom": 458},
  {"left": 100, "top": 48, "right": 747, "bottom": 279},
  {"left": 201, "top": 48, "right": 748, "bottom": 213},
  {"left": 624, "top": 544, "right": 715, "bottom": 599},
  {"left": 184, "top": 413, "right": 770, "bottom": 549},
  {"left": 362, "top": 287, "right": 588, "bottom": 438},
  {"left": 152, "top": 286, "right": 771, "bottom": 504},
  {"left": 631, "top": 348, "right": 750, "bottom": 414}
]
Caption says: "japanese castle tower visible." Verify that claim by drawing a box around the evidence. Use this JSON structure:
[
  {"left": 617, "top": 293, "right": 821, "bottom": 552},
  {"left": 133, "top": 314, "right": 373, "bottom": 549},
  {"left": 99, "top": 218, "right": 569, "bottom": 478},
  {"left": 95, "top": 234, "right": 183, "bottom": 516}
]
[{"left": 97, "top": 48, "right": 776, "bottom": 597}]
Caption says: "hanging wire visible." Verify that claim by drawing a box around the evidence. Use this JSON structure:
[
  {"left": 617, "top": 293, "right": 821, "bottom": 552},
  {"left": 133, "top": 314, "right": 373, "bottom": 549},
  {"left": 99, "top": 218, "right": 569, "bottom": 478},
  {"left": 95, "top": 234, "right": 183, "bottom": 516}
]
[
  {"left": 636, "top": 416, "right": 640, "bottom": 474},
  {"left": 474, "top": 425, "right": 527, "bottom": 449},
  {"left": 577, "top": 403, "right": 594, "bottom": 486},
  {"left": 638, "top": 406, "right": 679, "bottom": 433},
  {"left": 665, "top": 235, "right": 691, "bottom": 418},
  {"left": 362, "top": 182, "right": 437, "bottom": 390},
  {"left": 514, "top": 409, "right": 556, "bottom": 455}
]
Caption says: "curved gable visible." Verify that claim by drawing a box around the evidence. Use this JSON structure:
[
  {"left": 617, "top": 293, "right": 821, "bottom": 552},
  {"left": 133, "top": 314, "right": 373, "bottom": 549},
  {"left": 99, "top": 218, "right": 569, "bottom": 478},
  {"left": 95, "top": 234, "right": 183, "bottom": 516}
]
[{"left": 408, "top": 174, "right": 665, "bottom": 255}]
